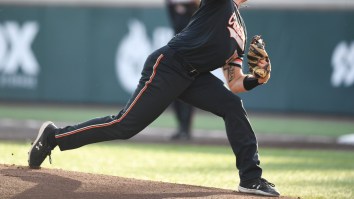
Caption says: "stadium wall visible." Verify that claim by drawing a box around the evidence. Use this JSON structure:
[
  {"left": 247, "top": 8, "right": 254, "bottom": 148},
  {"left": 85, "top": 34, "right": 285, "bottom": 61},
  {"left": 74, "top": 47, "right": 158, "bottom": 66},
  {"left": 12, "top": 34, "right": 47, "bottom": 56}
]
[{"left": 0, "top": 3, "right": 353, "bottom": 115}]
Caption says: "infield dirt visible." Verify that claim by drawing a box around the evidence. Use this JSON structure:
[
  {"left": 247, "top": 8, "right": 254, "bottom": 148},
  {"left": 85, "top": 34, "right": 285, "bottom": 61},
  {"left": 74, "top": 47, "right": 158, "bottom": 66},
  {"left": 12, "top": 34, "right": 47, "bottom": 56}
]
[{"left": 0, "top": 164, "right": 293, "bottom": 199}]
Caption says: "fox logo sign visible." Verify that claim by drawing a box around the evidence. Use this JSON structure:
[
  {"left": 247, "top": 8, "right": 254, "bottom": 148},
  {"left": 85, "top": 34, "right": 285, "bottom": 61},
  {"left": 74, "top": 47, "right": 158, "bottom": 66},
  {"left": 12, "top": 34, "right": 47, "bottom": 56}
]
[{"left": 0, "top": 21, "right": 40, "bottom": 89}]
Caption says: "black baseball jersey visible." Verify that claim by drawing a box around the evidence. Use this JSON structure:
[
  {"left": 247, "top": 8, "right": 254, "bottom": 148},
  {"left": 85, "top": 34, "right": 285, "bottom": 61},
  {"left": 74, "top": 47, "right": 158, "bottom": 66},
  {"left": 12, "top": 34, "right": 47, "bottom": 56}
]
[{"left": 168, "top": 0, "right": 247, "bottom": 73}]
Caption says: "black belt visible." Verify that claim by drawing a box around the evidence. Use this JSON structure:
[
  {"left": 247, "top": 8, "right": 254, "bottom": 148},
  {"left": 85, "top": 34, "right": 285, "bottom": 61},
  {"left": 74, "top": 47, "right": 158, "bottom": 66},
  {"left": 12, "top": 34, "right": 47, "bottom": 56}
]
[{"left": 165, "top": 46, "right": 200, "bottom": 78}]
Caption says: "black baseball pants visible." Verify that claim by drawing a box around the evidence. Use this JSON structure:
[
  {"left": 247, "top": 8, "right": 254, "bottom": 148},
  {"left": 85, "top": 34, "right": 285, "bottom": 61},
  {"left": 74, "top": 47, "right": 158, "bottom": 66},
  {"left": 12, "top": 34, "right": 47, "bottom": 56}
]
[{"left": 55, "top": 45, "right": 262, "bottom": 182}]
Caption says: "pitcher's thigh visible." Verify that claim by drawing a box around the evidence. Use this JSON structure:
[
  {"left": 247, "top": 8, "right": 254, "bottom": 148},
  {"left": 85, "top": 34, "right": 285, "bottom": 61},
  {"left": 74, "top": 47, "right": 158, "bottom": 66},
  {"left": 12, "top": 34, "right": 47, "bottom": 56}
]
[
  {"left": 115, "top": 56, "right": 194, "bottom": 135},
  {"left": 179, "top": 73, "right": 244, "bottom": 117}
]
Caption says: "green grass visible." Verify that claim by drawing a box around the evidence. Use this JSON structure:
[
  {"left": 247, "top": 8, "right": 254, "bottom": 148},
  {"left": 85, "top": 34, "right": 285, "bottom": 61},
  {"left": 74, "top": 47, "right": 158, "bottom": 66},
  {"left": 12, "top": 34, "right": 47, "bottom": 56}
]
[
  {"left": 1, "top": 141, "right": 353, "bottom": 199},
  {"left": 0, "top": 103, "right": 353, "bottom": 137}
]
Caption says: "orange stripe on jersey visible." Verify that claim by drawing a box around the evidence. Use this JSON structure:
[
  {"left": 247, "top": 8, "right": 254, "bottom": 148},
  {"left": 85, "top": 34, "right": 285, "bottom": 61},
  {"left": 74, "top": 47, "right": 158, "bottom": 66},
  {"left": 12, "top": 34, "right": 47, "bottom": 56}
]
[{"left": 55, "top": 54, "right": 164, "bottom": 139}]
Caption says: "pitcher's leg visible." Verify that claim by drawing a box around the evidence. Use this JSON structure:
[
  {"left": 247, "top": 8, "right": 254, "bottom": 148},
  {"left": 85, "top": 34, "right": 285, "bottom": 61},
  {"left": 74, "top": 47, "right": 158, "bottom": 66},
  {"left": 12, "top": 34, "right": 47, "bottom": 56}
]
[
  {"left": 179, "top": 72, "right": 262, "bottom": 181},
  {"left": 177, "top": 101, "right": 193, "bottom": 135},
  {"left": 56, "top": 53, "right": 193, "bottom": 151},
  {"left": 171, "top": 99, "right": 193, "bottom": 140}
]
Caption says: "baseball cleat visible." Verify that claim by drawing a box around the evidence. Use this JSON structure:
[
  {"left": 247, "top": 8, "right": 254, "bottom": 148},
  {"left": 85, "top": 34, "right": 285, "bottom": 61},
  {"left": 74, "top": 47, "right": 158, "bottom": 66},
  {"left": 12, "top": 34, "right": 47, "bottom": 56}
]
[
  {"left": 238, "top": 178, "right": 280, "bottom": 197},
  {"left": 28, "top": 121, "right": 57, "bottom": 169}
]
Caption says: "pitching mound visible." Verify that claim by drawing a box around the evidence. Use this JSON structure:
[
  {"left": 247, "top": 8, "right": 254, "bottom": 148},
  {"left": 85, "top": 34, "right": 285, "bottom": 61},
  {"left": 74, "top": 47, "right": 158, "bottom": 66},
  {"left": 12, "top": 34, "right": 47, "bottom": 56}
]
[{"left": 0, "top": 164, "right": 291, "bottom": 199}]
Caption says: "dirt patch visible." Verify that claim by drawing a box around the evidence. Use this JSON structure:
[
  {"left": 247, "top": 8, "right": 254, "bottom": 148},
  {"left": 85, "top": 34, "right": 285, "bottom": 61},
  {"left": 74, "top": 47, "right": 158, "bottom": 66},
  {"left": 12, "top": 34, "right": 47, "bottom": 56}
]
[{"left": 0, "top": 164, "right": 293, "bottom": 199}]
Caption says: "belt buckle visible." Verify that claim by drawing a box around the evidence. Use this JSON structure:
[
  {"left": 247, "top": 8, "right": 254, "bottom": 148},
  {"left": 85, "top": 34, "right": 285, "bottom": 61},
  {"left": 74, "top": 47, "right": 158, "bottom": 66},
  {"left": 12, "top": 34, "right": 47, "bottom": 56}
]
[{"left": 189, "top": 69, "right": 199, "bottom": 77}]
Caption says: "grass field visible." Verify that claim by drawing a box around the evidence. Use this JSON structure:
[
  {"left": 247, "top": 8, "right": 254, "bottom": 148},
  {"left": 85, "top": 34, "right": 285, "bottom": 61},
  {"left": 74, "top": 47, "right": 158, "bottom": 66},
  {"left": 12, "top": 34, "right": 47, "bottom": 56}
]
[
  {"left": 1, "top": 140, "right": 353, "bottom": 199},
  {"left": 1, "top": 103, "right": 353, "bottom": 137},
  {"left": 1, "top": 103, "right": 354, "bottom": 198}
]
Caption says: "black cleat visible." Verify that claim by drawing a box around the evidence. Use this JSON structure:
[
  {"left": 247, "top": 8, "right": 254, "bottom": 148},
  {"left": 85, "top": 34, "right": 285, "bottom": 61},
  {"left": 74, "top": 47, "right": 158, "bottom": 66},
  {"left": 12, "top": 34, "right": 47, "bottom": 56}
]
[
  {"left": 28, "top": 121, "right": 57, "bottom": 169},
  {"left": 238, "top": 178, "right": 280, "bottom": 197}
]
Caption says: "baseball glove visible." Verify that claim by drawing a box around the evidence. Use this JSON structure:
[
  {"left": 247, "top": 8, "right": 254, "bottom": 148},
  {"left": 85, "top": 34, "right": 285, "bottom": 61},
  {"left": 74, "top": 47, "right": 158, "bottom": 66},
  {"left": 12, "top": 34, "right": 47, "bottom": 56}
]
[{"left": 247, "top": 35, "right": 271, "bottom": 78}]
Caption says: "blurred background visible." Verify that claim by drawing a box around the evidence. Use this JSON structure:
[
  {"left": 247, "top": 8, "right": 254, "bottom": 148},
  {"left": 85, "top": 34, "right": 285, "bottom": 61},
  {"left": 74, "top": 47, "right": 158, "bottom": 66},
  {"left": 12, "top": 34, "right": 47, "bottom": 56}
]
[
  {"left": 0, "top": 0, "right": 353, "bottom": 146},
  {"left": 1, "top": 1, "right": 354, "bottom": 198}
]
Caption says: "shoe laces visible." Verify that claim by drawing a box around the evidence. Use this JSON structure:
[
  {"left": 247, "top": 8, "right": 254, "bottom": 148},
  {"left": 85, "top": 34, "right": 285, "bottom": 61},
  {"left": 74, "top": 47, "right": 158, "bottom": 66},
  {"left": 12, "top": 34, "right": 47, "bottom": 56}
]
[
  {"left": 48, "top": 150, "right": 52, "bottom": 164},
  {"left": 44, "top": 144, "right": 53, "bottom": 164},
  {"left": 259, "top": 178, "right": 275, "bottom": 187}
]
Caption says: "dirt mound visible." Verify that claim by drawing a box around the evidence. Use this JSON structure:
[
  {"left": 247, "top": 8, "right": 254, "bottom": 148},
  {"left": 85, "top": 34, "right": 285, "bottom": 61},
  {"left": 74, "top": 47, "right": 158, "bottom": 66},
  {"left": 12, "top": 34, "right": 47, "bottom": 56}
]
[{"left": 0, "top": 164, "right": 292, "bottom": 199}]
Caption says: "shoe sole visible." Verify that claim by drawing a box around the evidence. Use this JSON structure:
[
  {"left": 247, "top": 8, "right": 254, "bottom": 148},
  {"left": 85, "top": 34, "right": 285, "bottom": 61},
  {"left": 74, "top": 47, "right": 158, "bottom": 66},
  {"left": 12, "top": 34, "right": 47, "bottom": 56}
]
[
  {"left": 238, "top": 186, "right": 279, "bottom": 197},
  {"left": 28, "top": 121, "right": 54, "bottom": 169}
]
